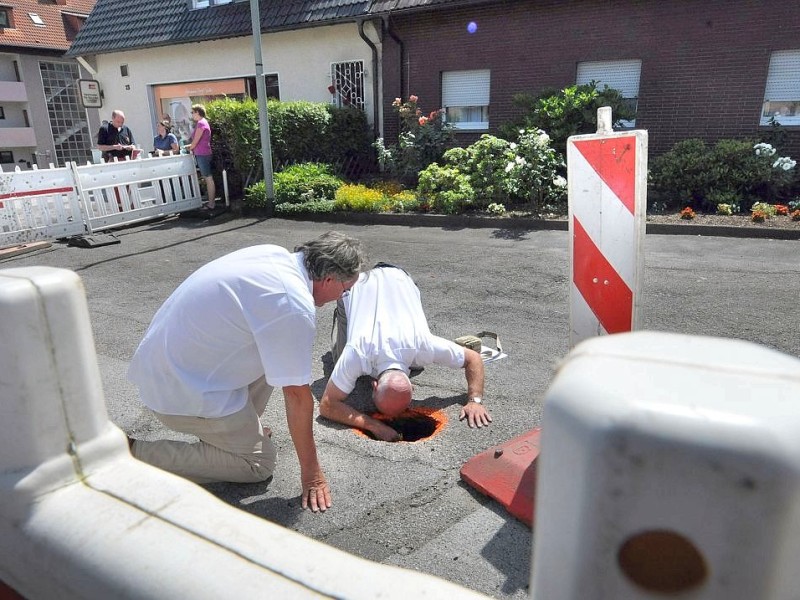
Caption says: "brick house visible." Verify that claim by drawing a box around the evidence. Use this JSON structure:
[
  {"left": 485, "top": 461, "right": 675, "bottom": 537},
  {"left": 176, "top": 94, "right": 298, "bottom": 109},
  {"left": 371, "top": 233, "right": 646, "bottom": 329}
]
[
  {"left": 376, "top": 0, "right": 800, "bottom": 157},
  {"left": 0, "top": 0, "right": 97, "bottom": 169}
]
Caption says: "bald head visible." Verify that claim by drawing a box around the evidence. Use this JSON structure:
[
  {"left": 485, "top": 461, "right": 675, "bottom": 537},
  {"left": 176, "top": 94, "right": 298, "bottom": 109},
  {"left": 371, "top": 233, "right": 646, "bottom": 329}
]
[{"left": 373, "top": 370, "right": 412, "bottom": 417}]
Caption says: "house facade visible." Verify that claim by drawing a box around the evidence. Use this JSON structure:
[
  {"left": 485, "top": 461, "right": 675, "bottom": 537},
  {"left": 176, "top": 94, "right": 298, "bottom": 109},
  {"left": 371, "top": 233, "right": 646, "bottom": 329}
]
[
  {"left": 70, "top": 0, "right": 800, "bottom": 164},
  {"left": 377, "top": 0, "right": 800, "bottom": 157},
  {"left": 67, "top": 0, "right": 381, "bottom": 153},
  {"left": 0, "top": 0, "right": 97, "bottom": 170}
]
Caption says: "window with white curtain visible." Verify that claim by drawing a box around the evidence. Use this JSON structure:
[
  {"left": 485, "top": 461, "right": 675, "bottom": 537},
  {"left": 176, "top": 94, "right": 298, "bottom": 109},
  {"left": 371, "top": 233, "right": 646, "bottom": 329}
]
[
  {"left": 576, "top": 59, "right": 641, "bottom": 127},
  {"left": 761, "top": 50, "right": 800, "bottom": 126},
  {"left": 442, "top": 69, "right": 490, "bottom": 130}
]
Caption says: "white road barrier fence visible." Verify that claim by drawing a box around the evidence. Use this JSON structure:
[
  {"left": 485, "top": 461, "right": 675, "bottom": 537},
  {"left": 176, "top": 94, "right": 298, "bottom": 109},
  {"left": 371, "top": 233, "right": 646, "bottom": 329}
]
[{"left": 0, "top": 155, "right": 202, "bottom": 249}]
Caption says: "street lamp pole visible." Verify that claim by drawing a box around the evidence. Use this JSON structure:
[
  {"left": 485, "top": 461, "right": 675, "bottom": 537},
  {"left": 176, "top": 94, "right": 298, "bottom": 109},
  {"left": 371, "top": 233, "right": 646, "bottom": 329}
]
[{"left": 250, "top": 0, "right": 275, "bottom": 216}]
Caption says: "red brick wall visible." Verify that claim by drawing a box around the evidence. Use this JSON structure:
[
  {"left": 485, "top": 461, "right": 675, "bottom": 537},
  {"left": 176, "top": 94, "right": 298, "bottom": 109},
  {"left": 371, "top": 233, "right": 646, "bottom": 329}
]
[{"left": 381, "top": 0, "right": 800, "bottom": 158}]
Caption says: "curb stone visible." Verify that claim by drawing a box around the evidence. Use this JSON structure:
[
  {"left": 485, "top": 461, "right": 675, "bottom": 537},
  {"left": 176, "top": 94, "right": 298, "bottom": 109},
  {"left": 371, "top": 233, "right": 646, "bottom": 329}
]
[{"left": 238, "top": 208, "right": 800, "bottom": 240}]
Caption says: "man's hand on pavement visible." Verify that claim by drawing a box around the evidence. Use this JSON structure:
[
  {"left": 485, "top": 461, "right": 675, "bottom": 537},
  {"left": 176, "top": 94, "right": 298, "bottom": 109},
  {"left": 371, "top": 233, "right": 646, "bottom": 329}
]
[
  {"left": 459, "top": 403, "right": 492, "bottom": 428},
  {"left": 301, "top": 471, "right": 331, "bottom": 513}
]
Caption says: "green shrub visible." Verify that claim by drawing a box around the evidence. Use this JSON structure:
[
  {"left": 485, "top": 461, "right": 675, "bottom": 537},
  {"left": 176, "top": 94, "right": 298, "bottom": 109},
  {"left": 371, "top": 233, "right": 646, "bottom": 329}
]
[
  {"left": 275, "top": 199, "right": 337, "bottom": 215},
  {"left": 416, "top": 164, "right": 474, "bottom": 214},
  {"left": 388, "top": 190, "right": 420, "bottom": 213},
  {"left": 243, "top": 180, "right": 269, "bottom": 209},
  {"left": 650, "top": 139, "right": 798, "bottom": 212},
  {"left": 499, "top": 82, "right": 636, "bottom": 155},
  {"left": 207, "top": 98, "right": 261, "bottom": 196},
  {"left": 334, "top": 184, "right": 388, "bottom": 212},
  {"left": 328, "top": 105, "right": 373, "bottom": 160},
  {"left": 274, "top": 163, "right": 343, "bottom": 205},
  {"left": 649, "top": 139, "right": 714, "bottom": 211},
  {"left": 267, "top": 100, "right": 331, "bottom": 166},
  {"left": 441, "top": 130, "right": 566, "bottom": 212}
]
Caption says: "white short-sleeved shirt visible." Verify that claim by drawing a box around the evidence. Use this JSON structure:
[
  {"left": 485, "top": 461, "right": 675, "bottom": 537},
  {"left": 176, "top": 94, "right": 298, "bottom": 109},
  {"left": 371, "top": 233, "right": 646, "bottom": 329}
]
[
  {"left": 128, "top": 246, "right": 316, "bottom": 418},
  {"left": 329, "top": 266, "right": 464, "bottom": 394}
]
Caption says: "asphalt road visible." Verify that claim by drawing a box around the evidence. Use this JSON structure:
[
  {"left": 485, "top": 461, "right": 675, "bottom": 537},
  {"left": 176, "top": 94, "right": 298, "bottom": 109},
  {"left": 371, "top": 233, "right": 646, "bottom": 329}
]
[{"left": 3, "top": 215, "right": 798, "bottom": 599}]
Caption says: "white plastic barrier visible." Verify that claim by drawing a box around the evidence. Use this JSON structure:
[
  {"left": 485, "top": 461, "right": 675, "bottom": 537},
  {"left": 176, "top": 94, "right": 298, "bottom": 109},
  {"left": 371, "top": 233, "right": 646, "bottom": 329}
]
[
  {"left": 0, "top": 165, "right": 85, "bottom": 247},
  {"left": 73, "top": 154, "right": 201, "bottom": 234},
  {"left": 531, "top": 331, "right": 800, "bottom": 599},
  {"left": 0, "top": 267, "right": 487, "bottom": 600}
]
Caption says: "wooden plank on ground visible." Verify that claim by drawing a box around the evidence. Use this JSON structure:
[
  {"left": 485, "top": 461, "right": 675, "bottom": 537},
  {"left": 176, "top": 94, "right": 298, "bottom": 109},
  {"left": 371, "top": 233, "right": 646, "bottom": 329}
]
[{"left": 0, "top": 241, "right": 52, "bottom": 259}]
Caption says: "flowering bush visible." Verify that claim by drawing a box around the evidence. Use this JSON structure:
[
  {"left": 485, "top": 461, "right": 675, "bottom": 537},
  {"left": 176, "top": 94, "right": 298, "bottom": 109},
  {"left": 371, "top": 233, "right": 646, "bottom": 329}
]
[
  {"left": 650, "top": 139, "right": 799, "bottom": 212},
  {"left": 438, "top": 129, "right": 566, "bottom": 212},
  {"left": 750, "top": 201, "right": 777, "bottom": 218},
  {"left": 487, "top": 202, "right": 507, "bottom": 215},
  {"left": 680, "top": 207, "right": 696, "bottom": 220},
  {"left": 334, "top": 184, "right": 388, "bottom": 212},
  {"left": 752, "top": 210, "right": 767, "bottom": 222},
  {"left": 416, "top": 164, "right": 474, "bottom": 214},
  {"left": 716, "top": 203, "right": 734, "bottom": 216},
  {"left": 775, "top": 204, "right": 789, "bottom": 215},
  {"left": 791, "top": 209, "right": 800, "bottom": 221},
  {"left": 374, "top": 95, "right": 453, "bottom": 185}
]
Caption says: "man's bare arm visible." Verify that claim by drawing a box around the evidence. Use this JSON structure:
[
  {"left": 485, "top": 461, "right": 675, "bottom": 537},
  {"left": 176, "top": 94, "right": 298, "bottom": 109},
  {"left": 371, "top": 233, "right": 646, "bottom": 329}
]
[
  {"left": 319, "top": 380, "right": 401, "bottom": 442},
  {"left": 459, "top": 348, "right": 492, "bottom": 428},
  {"left": 283, "top": 384, "right": 331, "bottom": 512}
]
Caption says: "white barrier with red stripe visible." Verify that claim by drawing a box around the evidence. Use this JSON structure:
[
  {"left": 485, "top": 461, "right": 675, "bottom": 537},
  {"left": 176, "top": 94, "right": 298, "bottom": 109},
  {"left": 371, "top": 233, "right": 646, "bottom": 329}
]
[
  {"left": 73, "top": 154, "right": 201, "bottom": 234},
  {"left": 0, "top": 155, "right": 202, "bottom": 249},
  {"left": 567, "top": 108, "right": 648, "bottom": 347},
  {"left": 0, "top": 166, "right": 85, "bottom": 247}
]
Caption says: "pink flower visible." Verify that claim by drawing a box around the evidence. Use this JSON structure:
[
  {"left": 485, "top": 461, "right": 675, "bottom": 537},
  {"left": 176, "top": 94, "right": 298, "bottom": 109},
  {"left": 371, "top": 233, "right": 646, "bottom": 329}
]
[
  {"left": 392, "top": 98, "right": 401, "bottom": 107},
  {"left": 408, "top": 95, "right": 418, "bottom": 103},
  {"left": 418, "top": 116, "right": 429, "bottom": 125}
]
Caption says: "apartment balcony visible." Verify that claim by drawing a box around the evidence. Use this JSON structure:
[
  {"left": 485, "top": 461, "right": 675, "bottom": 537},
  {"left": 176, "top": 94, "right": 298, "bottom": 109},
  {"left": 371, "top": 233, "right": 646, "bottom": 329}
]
[
  {"left": 0, "top": 81, "right": 27, "bottom": 103},
  {"left": 0, "top": 127, "right": 36, "bottom": 148}
]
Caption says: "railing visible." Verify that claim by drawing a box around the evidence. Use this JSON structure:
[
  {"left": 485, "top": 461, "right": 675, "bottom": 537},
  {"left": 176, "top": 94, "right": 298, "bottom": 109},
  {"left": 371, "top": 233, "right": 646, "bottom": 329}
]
[{"left": 0, "top": 154, "right": 202, "bottom": 249}]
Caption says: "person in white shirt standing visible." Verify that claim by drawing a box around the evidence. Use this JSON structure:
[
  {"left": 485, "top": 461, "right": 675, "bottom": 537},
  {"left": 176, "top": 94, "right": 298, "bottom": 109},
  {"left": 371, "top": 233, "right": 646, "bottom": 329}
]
[
  {"left": 127, "top": 231, "right": 364, "bottom": 512},
  {"left": 319, "top": 264, "right": 491, "bottom": 442}
]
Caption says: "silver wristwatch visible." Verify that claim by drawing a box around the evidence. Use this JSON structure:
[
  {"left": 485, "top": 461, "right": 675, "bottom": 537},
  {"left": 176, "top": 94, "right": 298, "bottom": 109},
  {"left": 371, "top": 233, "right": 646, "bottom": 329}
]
[{"left": 469, "top": 396, "right": 483, "bottom": 404}]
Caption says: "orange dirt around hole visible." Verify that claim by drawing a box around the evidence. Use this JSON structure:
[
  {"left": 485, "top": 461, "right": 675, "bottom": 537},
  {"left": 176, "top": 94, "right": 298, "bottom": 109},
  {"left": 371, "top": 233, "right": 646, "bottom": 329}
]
[{"left": 352, "top": 406, "right": 448, "bottom": 442}]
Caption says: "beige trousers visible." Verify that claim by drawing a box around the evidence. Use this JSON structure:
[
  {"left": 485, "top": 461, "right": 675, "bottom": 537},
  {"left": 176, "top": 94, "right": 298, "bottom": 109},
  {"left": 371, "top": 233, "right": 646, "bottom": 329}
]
[{"left": 132, "top": 376, "right": 277, "bottom": 484}]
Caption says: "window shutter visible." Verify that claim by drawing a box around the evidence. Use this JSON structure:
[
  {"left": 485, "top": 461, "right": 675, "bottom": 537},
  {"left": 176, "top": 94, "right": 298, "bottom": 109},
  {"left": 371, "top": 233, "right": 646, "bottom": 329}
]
[
  {"left": 763, "top": 51, "right": 800, "bottom": 101},
  {"left": 442, "top": 70, "right": 490, "bottom": 107},
  {"left": 576, "top": 60, "right": 641, "bottom": 97}
]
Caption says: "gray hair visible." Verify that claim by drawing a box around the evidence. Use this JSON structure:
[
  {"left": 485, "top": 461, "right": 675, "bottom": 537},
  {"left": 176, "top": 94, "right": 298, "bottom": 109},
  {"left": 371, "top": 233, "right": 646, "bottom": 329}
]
[{"left": 295, "top": 231, "right": 365, "bottom": 281}]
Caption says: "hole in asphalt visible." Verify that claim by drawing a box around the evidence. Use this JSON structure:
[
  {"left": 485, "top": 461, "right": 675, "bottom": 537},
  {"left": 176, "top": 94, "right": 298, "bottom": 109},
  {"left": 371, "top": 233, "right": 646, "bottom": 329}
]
[{"left": 353, "top": 407, "right": 447, "bottom": 442}]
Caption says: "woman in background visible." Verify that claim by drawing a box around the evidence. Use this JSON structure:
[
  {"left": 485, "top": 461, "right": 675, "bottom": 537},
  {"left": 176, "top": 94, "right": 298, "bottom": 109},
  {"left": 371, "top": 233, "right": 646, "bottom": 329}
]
[
  {"left": 186, "top": 104, "right": 216, "bottom": 210},
  {"left": 152, "top": 120, "right": 179, "bottom": 156}
]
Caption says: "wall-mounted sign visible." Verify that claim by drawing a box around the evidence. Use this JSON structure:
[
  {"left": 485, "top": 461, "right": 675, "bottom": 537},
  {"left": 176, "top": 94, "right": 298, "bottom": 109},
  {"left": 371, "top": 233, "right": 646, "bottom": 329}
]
[{"left": 78, "top": 79, "right": 102, "bottom": 108}]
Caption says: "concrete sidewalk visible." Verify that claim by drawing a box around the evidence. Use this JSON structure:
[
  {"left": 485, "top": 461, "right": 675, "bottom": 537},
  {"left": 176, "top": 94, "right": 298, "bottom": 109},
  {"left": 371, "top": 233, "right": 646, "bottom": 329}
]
[{"left": 3, "top": 215, "right": 799, "bottom": 598}]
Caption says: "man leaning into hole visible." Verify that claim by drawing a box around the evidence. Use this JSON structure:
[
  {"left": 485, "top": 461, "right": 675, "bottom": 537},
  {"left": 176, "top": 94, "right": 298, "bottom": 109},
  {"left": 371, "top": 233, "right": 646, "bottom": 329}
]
[{"left": 319, "top": 264, "right": 491, "bottom": 442}]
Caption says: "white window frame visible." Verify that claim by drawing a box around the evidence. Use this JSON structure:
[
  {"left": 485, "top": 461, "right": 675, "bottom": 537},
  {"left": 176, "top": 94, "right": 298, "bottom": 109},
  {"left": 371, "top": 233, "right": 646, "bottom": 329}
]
[
  {"left": 576, "top": 59, "right": 641, "bottom": 128},
  {"left": 442, "top": 69, "right": 490, "bottom": 131},
  {"left": 761, "top": 50, "right": 800, "bottom": 126},
  {"left": 191, "top": 0, "right": 232, "bottom": 9}
]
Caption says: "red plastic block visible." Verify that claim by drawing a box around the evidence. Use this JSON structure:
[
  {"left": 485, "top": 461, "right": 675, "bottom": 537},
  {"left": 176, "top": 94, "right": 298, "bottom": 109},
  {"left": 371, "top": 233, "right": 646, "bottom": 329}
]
[{"left": 460, "top": 427, "right": 541, "bottom": 527}]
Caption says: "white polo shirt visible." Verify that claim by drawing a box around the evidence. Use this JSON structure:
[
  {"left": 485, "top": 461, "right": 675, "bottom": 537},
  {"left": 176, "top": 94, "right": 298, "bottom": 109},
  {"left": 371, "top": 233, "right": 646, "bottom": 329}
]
[
  {"left": 128, "top": 246, "right": 316, "bottom": 418},
  {"left": 329, "top": 266, "right": 464, "bottom": 394}
]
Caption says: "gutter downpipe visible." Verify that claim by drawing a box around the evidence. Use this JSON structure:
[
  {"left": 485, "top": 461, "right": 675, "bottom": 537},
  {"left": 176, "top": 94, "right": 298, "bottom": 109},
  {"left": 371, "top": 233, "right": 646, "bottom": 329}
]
[
  {"left": 383, "top": 15, "right": 404, "bottom": 102},
  {"left": 357, "top": 19, "right": 380, "bottom": 140}
]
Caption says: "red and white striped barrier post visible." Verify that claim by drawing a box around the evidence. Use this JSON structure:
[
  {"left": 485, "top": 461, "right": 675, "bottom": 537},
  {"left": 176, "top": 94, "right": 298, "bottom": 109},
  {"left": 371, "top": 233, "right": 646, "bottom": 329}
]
[{"left": 567, "top": 107, "right": 647, "bottom": 347}]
